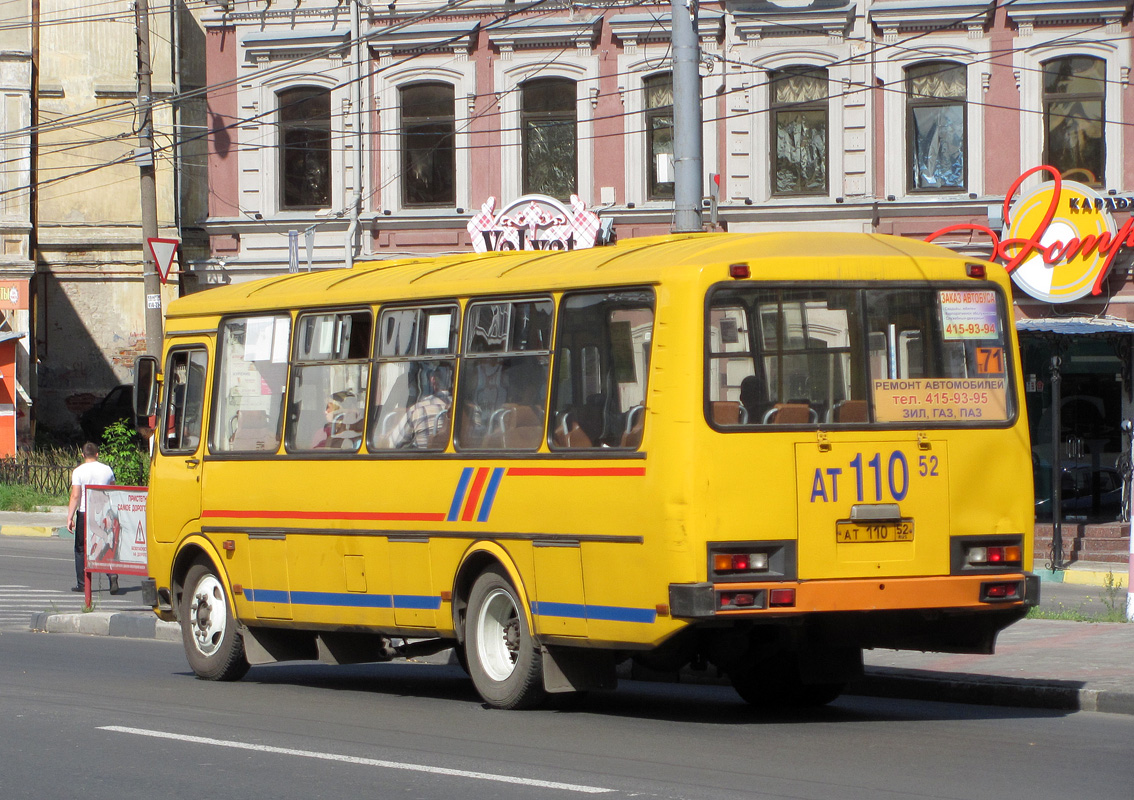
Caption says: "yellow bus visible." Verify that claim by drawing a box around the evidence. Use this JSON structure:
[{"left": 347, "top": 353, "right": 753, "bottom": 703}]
[{"left": 134, "top": 232, "right": 1037, "bottom": 710}]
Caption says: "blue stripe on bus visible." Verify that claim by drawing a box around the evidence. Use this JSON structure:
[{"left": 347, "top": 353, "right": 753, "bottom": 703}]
[
  {"left": 448, "top": 467, "right": 474, "bottom": 521},
  {"left": 289, "top": 591, "right": 393, "bottom": 608},
  {"left": 392, "top": 594, "right": 443, "bottom": 610},
  {"left": 246, "top": 589, "right": 441, "bottom": 611},
  {"left": 532, "top": 601, "right": 656, "bottom": 624},
  {"left": 477, "top": 467, "right": 505, "bottom": 522},
  {"left": 244, "top": 588, "right": 289, "bottom": 604}
]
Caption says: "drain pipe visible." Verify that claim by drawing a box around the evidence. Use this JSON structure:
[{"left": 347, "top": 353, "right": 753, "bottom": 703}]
[{"left": 344, "top": 0, "right": 364, "bottom": 268}]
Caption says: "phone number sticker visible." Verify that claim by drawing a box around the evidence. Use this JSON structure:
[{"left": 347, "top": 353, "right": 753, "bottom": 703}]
[{"left": 939, "top": 290, "right": 1000, "bottom": 340}]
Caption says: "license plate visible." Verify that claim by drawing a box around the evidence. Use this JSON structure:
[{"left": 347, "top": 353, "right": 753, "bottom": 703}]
[{"left": 836, "top": 520, "right": 914, "bottom": 543}]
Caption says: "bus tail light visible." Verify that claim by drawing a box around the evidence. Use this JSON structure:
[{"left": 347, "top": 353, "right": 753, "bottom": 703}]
[
  {"left": 769, "top": 588, "right": 795, "bottom": 607},
  {"left": 718, "top": 590, "right": 765, "bottom": 610},
  {"left": 980, "top": 580, "right": 1023, "bottom": 603},
  {"left": 966, "top": 263, "right": 987, "bottom": 278},
  {"left": 708, "top": 541, "right": 796, "bottom": 582},
  {"left": 966, "top": 545, "right": 1022, "bottom": 567},
  {"left": 713, "top": 552, "right": 769, "bottom": 573},
  {"left": 729, "top": 263, "right": 750, "bottom": 279},
  {"left": 951, "top": 536, "right": 1024, "bottom": 574}
]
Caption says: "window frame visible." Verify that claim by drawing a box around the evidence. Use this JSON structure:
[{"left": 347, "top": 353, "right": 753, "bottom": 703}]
[
  {"left": 520, "top": 77, "right": 578, "bottom": 200},
  {"left": 277, "top": 86, "right": 332, "bottom": 211},
  {"left": 905, "top": 61, "right": 968, "bottom": 194},
  {"left": 644, "top": 73, "right": 674, "bottom": 201},
  {"left": 1042, "top": 55, "right": 1106, "bottom": 187},
  {"left": 400, "top": 81, "right": 457, "bottom": 208},
  {"left": 769, "top": 66, "right": 829, "bottom": 197}
]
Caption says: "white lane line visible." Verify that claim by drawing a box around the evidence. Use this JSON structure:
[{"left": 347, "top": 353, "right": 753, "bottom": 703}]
[
  {"left": 0, "top": 554, "right": 73, "bottom": 562},
  {"left": 100, "top": 726, "right": 613, "bottom": 794}
]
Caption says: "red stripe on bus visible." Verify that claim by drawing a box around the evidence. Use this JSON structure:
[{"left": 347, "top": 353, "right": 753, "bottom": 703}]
[
  {"left": 201, "top": 510, "right": 447, "bottom": 522},
  {"left": 506, "top": 467, "right": 646, "bottom": 477},
  {"left": 461, "top": 467, "right": 490, "bottom": 522}
]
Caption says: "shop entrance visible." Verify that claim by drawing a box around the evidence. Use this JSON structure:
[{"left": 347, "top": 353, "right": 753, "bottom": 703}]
[{"left": 1020, "top": 333, "right": 1129, "bottom": 522}]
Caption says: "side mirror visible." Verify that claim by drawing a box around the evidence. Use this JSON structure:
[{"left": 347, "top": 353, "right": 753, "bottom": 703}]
[{"left": 133, "top": 355, "right": 160, "bottom": 418}]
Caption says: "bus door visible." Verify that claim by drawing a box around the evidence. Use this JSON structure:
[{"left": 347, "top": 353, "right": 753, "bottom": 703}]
[{"left": 152, "top": 343, "right": 211, "bottom": 543}]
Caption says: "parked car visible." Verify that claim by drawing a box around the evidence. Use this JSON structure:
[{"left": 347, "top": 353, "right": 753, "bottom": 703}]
[{"left": 79, "top": 385, "right": 135, "bottom": 442}]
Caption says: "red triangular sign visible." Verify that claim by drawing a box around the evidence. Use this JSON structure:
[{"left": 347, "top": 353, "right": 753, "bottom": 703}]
[{"left": 147, "top": 238, "right": 180, "bottom": 284}]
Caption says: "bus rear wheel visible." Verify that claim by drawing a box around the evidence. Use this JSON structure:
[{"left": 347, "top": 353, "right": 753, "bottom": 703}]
[
  {"left": 729, "top": 654, "right": 846, "bottom": 709},
  {"left": 465, "top": 567, "right": 545, "bottom": 709},
  {"left": 180, "top": 562, "right": 249, "bottom": 682}
]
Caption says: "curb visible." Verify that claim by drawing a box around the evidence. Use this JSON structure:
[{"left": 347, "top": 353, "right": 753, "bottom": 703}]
[
  {"left": 1036, "top": 566, "right": 1129, "bottom": 588},
  {"left": 0, "top": 525, "right": 65, "bottom": 538},
  {"left": 31, "top": 611, "right": 180, "bottom": 642}
]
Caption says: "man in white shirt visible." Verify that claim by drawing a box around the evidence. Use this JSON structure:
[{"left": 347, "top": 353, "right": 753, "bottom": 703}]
[{"left": 67, "top": 442, "right": 117, "bottom": 593}]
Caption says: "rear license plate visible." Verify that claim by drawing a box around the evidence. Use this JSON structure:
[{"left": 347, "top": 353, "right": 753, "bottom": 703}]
[{"left": 836, "top": 520, "right": 914, "bottom": 543}]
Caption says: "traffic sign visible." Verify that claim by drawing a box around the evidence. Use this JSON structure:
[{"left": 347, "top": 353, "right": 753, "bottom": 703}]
[{"left": 147, "top": 238, "right": 180, "bottom": 284}]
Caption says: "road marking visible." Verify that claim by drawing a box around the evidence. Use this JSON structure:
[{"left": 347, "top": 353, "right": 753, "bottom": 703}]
[{"left": 100, "top": 726, "right": 613, "bottom": 794}]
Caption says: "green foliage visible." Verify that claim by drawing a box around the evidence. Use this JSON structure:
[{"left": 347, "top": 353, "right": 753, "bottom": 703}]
[
  {"left": 100, "top": 420, "right": 149, "bottom": 486},
  {"left": 0, "top": 482, "right": 68, "bottom": 511}
]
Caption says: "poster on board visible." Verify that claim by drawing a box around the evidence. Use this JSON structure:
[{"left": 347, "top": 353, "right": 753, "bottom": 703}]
[{"left": 83, "top": 485, "right": 148, "bottom": 577}]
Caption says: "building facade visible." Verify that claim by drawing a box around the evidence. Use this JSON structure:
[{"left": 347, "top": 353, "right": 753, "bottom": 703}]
[
  {"left": 200, "top": 0, "right": 1134, "bottom": 536},
  {"left": 0, "top": 1, "right": 211, "bottom": 440}
]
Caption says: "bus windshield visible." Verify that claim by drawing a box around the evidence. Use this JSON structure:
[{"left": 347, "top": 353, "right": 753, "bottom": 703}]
[{"left": 708, "top": 284, "right": 1014, "bottom": 426}]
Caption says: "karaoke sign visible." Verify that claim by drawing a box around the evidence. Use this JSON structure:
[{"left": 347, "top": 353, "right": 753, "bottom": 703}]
[{"left": 926, "top": 166, "right": 1134, "bottom": 303}]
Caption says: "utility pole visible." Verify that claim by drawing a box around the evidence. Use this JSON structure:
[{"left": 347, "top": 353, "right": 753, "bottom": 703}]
[
  {"left": 670, "top": 0, "right": 703, "bottom": 233},
  {"left": 135, "top": 0, "right": 163, "bottom": 357}
]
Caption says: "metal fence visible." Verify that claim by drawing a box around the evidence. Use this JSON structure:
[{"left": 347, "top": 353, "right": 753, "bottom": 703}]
[{"left": 0, "top": 452, "right": 77, "bottom": 496}]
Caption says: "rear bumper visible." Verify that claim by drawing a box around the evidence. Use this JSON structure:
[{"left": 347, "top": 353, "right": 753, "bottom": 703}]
[{"left": 670, "top": 572, "right": 1039, "bottom": 620}]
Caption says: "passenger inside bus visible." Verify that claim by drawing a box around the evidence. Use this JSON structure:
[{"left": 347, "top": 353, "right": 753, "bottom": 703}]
[
  {"left": 316, "top": 391, "right": 363, "bottom": 449},
  {"left": 390, "top": 365, "right": 452, "bottom": 449}
]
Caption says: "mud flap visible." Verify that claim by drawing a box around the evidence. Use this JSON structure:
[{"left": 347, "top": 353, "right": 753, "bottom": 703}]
[{"left": 541, "top": 645, "right": 618, "bottom": 693}]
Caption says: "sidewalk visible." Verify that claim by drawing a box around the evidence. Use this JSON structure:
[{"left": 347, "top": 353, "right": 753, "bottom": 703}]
[{"left": 0, "top": 508, "right": 68, "bottom": 538}]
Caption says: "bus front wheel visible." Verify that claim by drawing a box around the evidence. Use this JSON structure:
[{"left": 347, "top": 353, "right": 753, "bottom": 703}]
[
  {"left": 465, "top": 567, "right": 545, "bottom": 709},
  {"left": 180, "top": 562, "right": 250, "bottom": 682}
]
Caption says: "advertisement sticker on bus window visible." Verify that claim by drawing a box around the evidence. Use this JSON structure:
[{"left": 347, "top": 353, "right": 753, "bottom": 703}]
[
  {"left": 939, "top": 290, "right": 999, "bottom": 340},
  {"left": 272, "top": 317, "right": 290, "bottom": 363},
  {"left": 872, "top": 378, "right": 1009, "bottom": 422},
  {"left": 425, "top": 312, "right": 451, "bottom": 351}
]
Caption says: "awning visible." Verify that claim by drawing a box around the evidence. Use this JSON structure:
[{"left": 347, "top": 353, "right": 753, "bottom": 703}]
[{"left": 1016, "top": 317, "right": 1134, "bottom": 336}]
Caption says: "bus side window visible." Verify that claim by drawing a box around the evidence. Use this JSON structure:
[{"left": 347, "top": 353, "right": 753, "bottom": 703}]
[
  {"left": 550, "top": 289, "right": 655, "bottom": 450},
  {"left": 285, "top": 310, "right": 371, "bottom": 453},
  {"left": 162, "top": 348, "right": 207, "bottom": 453},
  {"left": 213, "top": 315, "right": 291, "bottom": 454},
  {"left": 369, "top": 305, "right": 458, "bottom": 452},
  {"left": 456, "top": 299, "right": 553, "bottom": 451}
]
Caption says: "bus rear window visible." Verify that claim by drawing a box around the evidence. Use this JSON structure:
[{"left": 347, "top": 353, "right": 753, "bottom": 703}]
[{"left": 707, "top": 286, "right": 1014, "bottom": 427}]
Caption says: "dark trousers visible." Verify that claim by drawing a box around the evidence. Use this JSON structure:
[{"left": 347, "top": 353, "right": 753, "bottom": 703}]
[{"left": 74, "top": 511, "right": 117, "bottom": 588}]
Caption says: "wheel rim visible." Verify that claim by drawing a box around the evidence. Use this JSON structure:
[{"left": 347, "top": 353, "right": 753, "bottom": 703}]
[
  {"left": 475, "top": 587, "right": 521, "bottom": 683},
  {"left": 188, "top": 573, "right": 228, "bottom": 657}
]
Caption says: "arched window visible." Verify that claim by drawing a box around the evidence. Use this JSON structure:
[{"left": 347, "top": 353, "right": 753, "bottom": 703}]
[
  {"left": 769, "top": 67, "right": 828, "bottom": 196},
  {"left": 278, "top": 87, "right": 331, "bottom": 209},
  {"left": 645, "top": 73, "right": 674, "bottom": 200},
  {"left": 521, "top": 78, "right": 576, "bottom": 199},
  {"left": 1043, "top": 56, "right": 1105, "bottom": 186},
  {"left": 401, "top": 82, "right": 456, "bottom": 207},
  {"left": 907, "top": 62, "right": 966, "bottom": 192}
]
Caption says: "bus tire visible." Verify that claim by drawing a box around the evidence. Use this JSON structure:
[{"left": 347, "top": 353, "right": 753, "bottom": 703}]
[
  {"left": 729, "top": 657, "right": 845, "bottom": 709},
  {"left": 465, "top": 567, "right": 545, "bottom": 710},
  {"left": 180, "top": 562, "right": 249, "bottom": 682}
]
